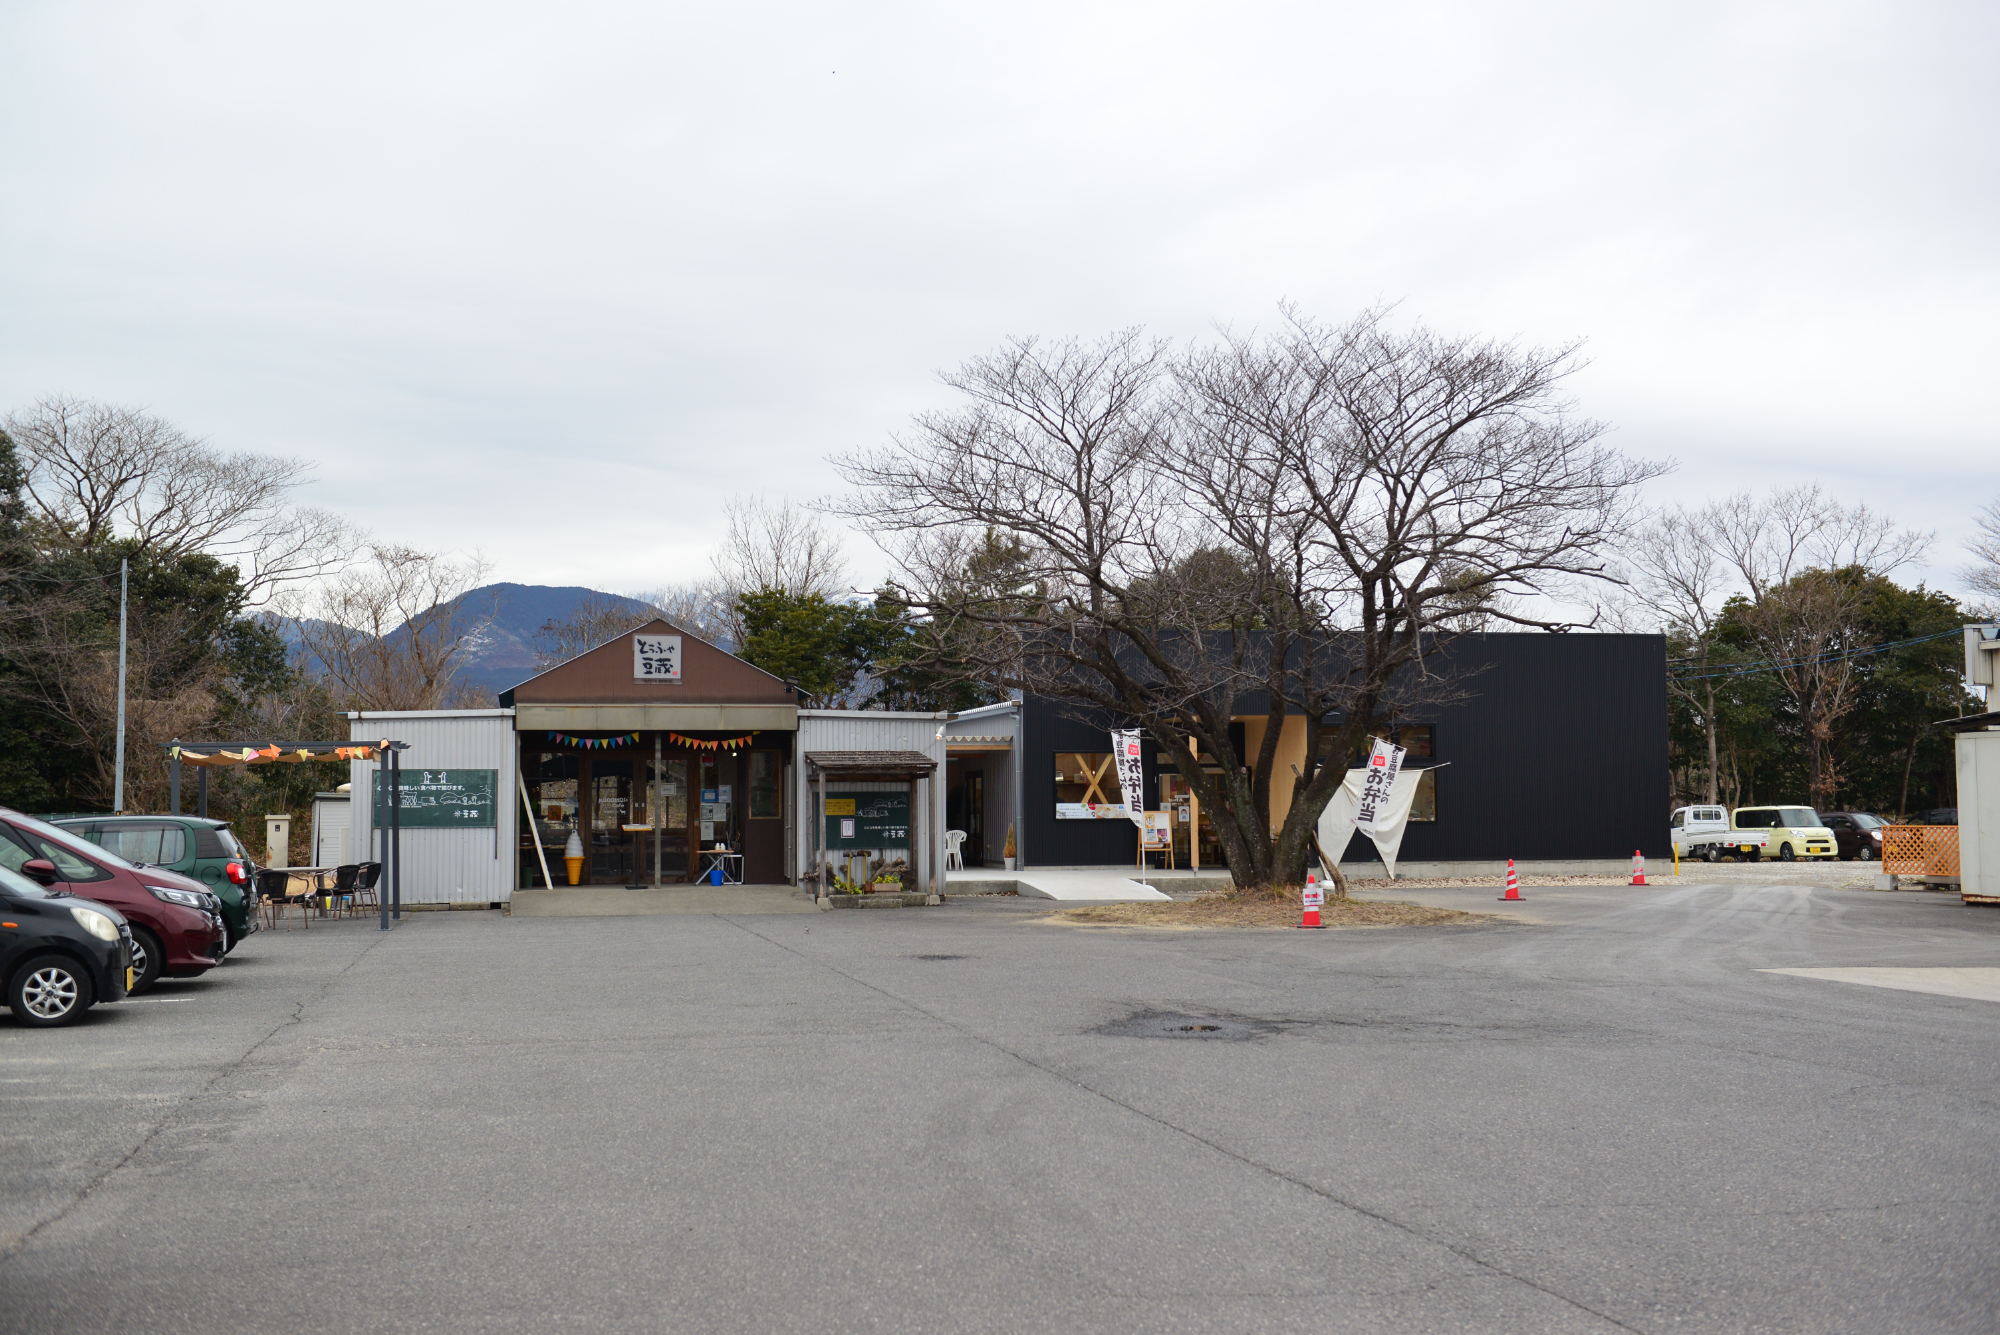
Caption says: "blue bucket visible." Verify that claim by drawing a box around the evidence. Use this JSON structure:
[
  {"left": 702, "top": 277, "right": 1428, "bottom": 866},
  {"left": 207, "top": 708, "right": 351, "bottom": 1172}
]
[{"left": 709, "top": 867, "right": 724, "bottom": 886}]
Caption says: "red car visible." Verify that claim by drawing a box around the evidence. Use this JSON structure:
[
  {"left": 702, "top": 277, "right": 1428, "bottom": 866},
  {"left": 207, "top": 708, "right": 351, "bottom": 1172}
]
[{"left": 0, "top": 807, "right": 225, "bottom": 995}]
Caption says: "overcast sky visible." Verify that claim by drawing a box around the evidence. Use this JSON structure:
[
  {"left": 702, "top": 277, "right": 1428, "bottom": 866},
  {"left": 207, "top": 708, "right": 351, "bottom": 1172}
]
[{"left": 3, "top": 1, "right": 1994, "bottom": 603}]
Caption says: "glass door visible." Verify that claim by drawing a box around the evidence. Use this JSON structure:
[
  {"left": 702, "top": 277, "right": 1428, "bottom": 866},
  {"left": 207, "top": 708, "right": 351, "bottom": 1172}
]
[
  {"left": 646, "top": 755, "right": 691, "bottom": 880},
  {"left": 587, "top": 759, "right": 637, "bottom": 884}
]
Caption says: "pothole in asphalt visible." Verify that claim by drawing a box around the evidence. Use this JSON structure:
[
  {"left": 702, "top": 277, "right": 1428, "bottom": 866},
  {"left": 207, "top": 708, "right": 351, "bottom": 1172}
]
[{"left": 1092, "top": 1010, "right": 1278, "bottom": 1041}]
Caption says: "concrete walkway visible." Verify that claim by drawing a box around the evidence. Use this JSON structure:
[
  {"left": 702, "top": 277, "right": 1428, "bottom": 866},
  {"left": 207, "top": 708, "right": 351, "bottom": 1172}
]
[
  {"left": 510, "top": 885, "right": 816, "bottom": 916},
  {"left": 945, "top": 866, "right": 1190, "bottom": 901}
]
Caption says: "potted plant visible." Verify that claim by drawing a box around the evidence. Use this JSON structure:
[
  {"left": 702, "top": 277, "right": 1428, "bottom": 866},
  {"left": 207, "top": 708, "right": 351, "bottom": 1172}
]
[
  {"left": 869, "top": 871, "right": 902, "bottom": 894},
  {"left": 1003, "top": 824, "right": 1016, "bottom": 872}
]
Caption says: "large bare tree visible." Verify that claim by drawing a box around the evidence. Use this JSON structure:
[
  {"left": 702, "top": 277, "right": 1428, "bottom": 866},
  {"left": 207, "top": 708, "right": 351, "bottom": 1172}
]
[
  {"left": 836, "top": 308, "right": 1665, "bottom": 890},
  {"left": 4, "top": 394, "right": 358, "bottom": 604}
]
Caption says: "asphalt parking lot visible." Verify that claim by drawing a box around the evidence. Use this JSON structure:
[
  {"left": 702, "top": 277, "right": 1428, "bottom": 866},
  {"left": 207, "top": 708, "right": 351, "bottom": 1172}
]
[{"left": 4, "top": 882, "right": 1997, "bottom": 1333}]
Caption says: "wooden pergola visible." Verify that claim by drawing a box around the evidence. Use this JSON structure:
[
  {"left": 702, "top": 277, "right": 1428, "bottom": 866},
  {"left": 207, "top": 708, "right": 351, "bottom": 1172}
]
[{"left": 803, "top": 750, "right": 940, "bottom": 904}]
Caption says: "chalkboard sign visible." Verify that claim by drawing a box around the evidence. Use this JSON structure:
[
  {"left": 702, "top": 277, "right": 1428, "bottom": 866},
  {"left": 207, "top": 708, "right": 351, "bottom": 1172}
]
[
  {"left": 372, "top": 769, "right": 498, "bottom": 828},
  {"left": 822, "top": 790, "right": 909, "bottom": 850}
]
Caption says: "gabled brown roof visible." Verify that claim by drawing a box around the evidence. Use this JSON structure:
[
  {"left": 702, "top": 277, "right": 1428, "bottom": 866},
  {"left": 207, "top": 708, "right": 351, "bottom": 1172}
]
[{"left": 502, "top": 618, "right": 793, "bottom": 707}]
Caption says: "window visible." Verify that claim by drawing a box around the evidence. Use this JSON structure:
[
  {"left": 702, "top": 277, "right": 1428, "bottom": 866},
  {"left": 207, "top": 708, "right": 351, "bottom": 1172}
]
[
  {"left": 1781, "top": 808, "right": 1820, "bottom": 828},
  {"left": 1408, "top": 769, "right": 1436, "bottom": 822},
  {"left": 750, "top": 753, "right": 780, "bottom": 819},
  {"left": 0, "top": 825, "right": 111, "bottom": 882},
  {"left": 1055, "top": 753, "right": 1126, "bottom": 817},
  {"left": 1735, "top": 809, "right": 1779, "bottom": 828},
  {"left": 1671, "top": 810, "right": 1685, "bottom": 828},
  {"left": 92, "top": 823, "right": 187, "bottom": 867},
  {"left": 1398, "top": 725, "right": 1434, "bottom": 759},
  {"left": 1852, "top": 813, "right": 1884, "bottom": 830}
]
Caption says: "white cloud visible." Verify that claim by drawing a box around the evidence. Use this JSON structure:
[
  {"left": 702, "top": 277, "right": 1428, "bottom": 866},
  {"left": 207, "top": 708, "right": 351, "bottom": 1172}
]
[{"left": 2, "top": 0, "right": 1993, "bottom": 596}]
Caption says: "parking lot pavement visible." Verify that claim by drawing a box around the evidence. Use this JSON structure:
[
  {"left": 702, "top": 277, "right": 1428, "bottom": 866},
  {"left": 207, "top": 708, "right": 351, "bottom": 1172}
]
[{"left": 4, "top": 887, "right": 1998, "bottom": 1333}]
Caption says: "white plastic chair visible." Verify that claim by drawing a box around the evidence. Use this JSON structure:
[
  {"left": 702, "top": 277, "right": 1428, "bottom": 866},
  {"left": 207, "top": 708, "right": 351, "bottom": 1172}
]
[{"left": 944, "top": 830, "right": 966, "bottom": 870}]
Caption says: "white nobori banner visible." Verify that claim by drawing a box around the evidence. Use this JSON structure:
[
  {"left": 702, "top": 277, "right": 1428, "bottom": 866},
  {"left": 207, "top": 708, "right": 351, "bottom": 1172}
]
[
  {"left": 1353, "top": 736, "right": 1406, "bottom": 835},
  {"left": 1111, "top": 729, "right": 1147, "bottom": 828}
]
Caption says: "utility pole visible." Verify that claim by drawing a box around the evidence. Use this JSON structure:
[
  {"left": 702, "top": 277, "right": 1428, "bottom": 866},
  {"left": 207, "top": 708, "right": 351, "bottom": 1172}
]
[{"left": 114, "top": 558, "right": 129, "bottom": 814}]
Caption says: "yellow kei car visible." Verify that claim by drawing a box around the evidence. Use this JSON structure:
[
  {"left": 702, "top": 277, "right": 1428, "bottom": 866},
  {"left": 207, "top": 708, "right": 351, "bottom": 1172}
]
[{"left": 1730, "top": 806, "right": 1838, "bottom": 861}]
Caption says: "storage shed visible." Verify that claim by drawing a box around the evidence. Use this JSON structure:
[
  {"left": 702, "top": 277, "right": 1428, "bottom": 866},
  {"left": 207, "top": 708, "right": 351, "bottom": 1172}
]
[{"left": 347, "top": 709, "right": 519, "bottom": 905}]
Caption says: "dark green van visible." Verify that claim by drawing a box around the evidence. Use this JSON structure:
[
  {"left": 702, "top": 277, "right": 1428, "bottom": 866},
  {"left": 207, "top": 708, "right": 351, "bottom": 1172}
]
[{"left": 45, "top": 816, "right": 259, "bottom": 950}]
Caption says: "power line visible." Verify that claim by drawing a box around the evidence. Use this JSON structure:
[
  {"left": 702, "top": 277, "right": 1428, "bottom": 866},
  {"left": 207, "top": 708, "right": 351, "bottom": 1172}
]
[{"left": 1668, "top": 626, "right": 1964, "bottom": 682}]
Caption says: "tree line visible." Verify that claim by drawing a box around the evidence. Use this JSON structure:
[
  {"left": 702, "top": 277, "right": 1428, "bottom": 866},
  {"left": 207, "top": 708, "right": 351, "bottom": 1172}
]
[{"left": 5, "top": 307, "right": 1990, "bottom": 885}]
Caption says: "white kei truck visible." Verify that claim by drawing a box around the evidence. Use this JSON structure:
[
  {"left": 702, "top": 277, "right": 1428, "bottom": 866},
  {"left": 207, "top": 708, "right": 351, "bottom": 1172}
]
[{"left": 1670, "top": 806, "right": 1771, "bottom": 862}]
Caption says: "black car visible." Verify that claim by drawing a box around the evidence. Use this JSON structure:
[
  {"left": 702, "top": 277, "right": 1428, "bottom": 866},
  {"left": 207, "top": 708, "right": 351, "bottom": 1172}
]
[
  {"left": 1821, "top": 811, "right": 1887, "bottom": 861},
  {"left": 1, "top": 861, "right": 131, "bottom": 1027}
]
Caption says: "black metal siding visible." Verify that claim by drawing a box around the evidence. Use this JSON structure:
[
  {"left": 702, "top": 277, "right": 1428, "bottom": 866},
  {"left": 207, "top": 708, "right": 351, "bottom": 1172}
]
[{"left": 1022, "top": 632, "right": 1668, "bottom": 867}]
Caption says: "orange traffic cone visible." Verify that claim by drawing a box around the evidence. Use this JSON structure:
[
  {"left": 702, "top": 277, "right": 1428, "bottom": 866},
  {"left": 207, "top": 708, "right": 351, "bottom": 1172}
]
[
  {"left": 1630, "top": 850, "right": 1646, "bottom": 885},
  {"left": 1499, "top": 859, "right": 1523, "bottom": 901},
  {"left": 1299, "top": 872, "right": 1325, "bottom": 928}
]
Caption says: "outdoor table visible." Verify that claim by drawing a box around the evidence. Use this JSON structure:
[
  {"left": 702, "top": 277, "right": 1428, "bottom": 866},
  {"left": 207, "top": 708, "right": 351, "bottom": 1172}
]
[{"left": 698, "top": 851, "right": 745, "bottom": 885}]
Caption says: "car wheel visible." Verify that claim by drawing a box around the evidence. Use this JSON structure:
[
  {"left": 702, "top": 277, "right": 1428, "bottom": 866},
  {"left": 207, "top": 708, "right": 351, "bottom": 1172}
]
[
  {"left": 9, "top": 955, "right": 95, "bottom": 1027},
  {"left": 1779, "top": 843, "right": 1796, "bottom": 861},
  {"left": 1701, "top": 845, "right": 1720, "bottom": 863},
  {"left": 127, "top": 927, "right": 163, "bottom": 996},
  {"left": 1860, "top": 846, "right": 1877, "bottom": 862}
]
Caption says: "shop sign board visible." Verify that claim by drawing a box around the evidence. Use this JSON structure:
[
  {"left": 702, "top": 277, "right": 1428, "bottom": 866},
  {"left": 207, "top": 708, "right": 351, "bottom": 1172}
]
[
  {"left": 633, "top": 634, "right": 682, "bottom": 681},
  {"left": 1057, "top": 803, "right": 1130, "bottom": 820},
  {"left": 822, "top": 791, "right": 910, "bottom": 850},
  {"left": 371, "top": 769, "right": 498, "bottom": 828},
  {"left": 1354, "top": 738, "right": 1406, "bottom": 834}
]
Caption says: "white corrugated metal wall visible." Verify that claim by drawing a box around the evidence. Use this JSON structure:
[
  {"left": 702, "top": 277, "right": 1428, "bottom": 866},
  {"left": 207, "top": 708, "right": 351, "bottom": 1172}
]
[
  {"left": 793, "top": 711, "right": 949, "bottom": 889},
  {"left": 348, "top": 710, "right": 519, "bottom": 903}
]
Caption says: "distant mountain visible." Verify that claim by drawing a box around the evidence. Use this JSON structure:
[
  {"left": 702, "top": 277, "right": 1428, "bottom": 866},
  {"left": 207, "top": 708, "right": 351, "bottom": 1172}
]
[
  {"left": 440, "top": 583, "right": 653, "bottom": 700},
  {"left": 270, "top": 584, "right": 654, "bottom": 703}
]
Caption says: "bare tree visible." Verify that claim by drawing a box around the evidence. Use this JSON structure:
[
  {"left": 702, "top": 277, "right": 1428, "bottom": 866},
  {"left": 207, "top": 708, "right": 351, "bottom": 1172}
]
[
  {"left": 836, "top": 309, "right": 1665, "bottom": 890},
  {"left": 632, "top": 581, "right": 736, "bottom": 650},
  {"left": 531, "top": 591, "right": 654, "bottom": 671},
  {"left": 4, "top": 394, "right": 359, "bottom": 603},
  {"left": 1962, "top": 497, "right": 2000, "bottom": 610},
  {"left": 1612, "top": 507, "right": 1735, "bottom": 801},
  {"left": 708, "top": 495, "right": 850, "bottom": 649},
  {"left": 279, "top": 546, "right": 495, "bottom": 710},
  {"left": 1619, "top": 485, "right": 1932, "bottom": 807},
  {"left": 1704, "top": 486, "right": 1931, "bottom": 806}
]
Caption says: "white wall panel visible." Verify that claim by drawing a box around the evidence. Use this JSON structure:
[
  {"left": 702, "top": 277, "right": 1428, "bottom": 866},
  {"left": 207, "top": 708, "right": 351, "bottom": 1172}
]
[
  {"left": 348, "top": 710, "right": 518, "bottom": 903},
  {"left": 793, "top": 711, "right": 949, "bottom": 889}
]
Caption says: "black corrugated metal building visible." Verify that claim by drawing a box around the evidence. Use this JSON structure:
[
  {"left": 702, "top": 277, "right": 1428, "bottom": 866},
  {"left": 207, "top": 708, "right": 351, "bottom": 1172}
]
[{"left": 1015, "top": 632, "right": 1667, "bottom": 869}]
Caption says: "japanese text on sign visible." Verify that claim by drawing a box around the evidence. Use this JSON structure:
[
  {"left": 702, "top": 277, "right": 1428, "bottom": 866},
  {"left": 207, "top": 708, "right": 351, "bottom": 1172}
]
[{"left": 633, "top": 634, "right": 682, "bottom": 681}]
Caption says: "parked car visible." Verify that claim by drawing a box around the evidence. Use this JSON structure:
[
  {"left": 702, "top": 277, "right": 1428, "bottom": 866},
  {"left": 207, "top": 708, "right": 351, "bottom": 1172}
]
[
  {"left": 46, "top": 814, "right": 259, "bottom": 951},
  {"left": 1820, "top": 811, "right": 1887, "bottom": 861},
  {"left": 1, "top": 861, "right": 131, "bottom": 1026},
  {"left": 0, "top": 808, "right": 225, "bottom": 995},
  {"left": 1730, "top": 806, "right": 1838, "bottom": 861},
  {"left": 1670, "top": 806, "right": 1772, "bottom": 862},
  {"left": 1909, "top": 808, "right": 1959, "bottom": 826}
]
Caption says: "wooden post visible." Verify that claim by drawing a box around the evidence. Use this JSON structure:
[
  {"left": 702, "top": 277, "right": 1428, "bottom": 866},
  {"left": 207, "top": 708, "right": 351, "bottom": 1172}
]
[{"left": 1188, "top": 736, "right": 1200, "bottom": 872}]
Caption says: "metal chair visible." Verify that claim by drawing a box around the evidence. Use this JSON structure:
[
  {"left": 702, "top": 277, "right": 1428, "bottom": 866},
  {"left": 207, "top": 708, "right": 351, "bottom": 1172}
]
[
  {"left": 259, "top": 869, "right": 309, "bottom": 930},
  {"left": 320, "top": 864, "right": 361, "bottom": 918},
  {"left": 351, "top": 862, "right": 382, "bottom": 913},
  {"left": 944, "top": 830, "right": 966, "bottom": 870}
]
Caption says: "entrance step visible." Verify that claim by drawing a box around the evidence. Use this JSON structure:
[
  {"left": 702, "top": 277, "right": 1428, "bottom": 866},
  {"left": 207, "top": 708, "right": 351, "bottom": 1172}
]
[{"left": 510, "top": 885, "right": 816, "bottom": 917}]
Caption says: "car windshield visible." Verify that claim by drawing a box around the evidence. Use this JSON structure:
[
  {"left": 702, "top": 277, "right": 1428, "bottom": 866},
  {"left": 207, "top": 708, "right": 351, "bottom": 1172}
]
[
  {"left": 1851, "top": 813, "right": 1885, "bottom": 830},
  {"left": 0, "top": 862, "right": 60, "bottom": 898},
  {"left": 1781, "top": 808, "right": 1821, "bottom": 827},
  {"left": 6, "top": 811, "right": 139, "bottom": 870}
]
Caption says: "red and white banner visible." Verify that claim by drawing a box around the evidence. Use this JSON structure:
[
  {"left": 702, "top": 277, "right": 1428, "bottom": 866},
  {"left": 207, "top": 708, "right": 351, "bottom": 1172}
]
[
  {"left": 1353, "top": 736, "right": 1406, "bottom": 835},
  {"left": 1111, "top": 729, "right": 1147, "bottom": 828}
]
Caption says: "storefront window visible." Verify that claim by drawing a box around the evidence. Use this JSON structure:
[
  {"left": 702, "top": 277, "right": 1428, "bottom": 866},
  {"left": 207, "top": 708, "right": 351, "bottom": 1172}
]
[
  {"left": 1055, "top": 752, "right": 1127, "bottom": 818},
  {"left": 1398, "top": 725, "right": 1434, "bottom": 760},
  {"left": 750, "top": 752, "right": 780, "bottom": 818}
]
